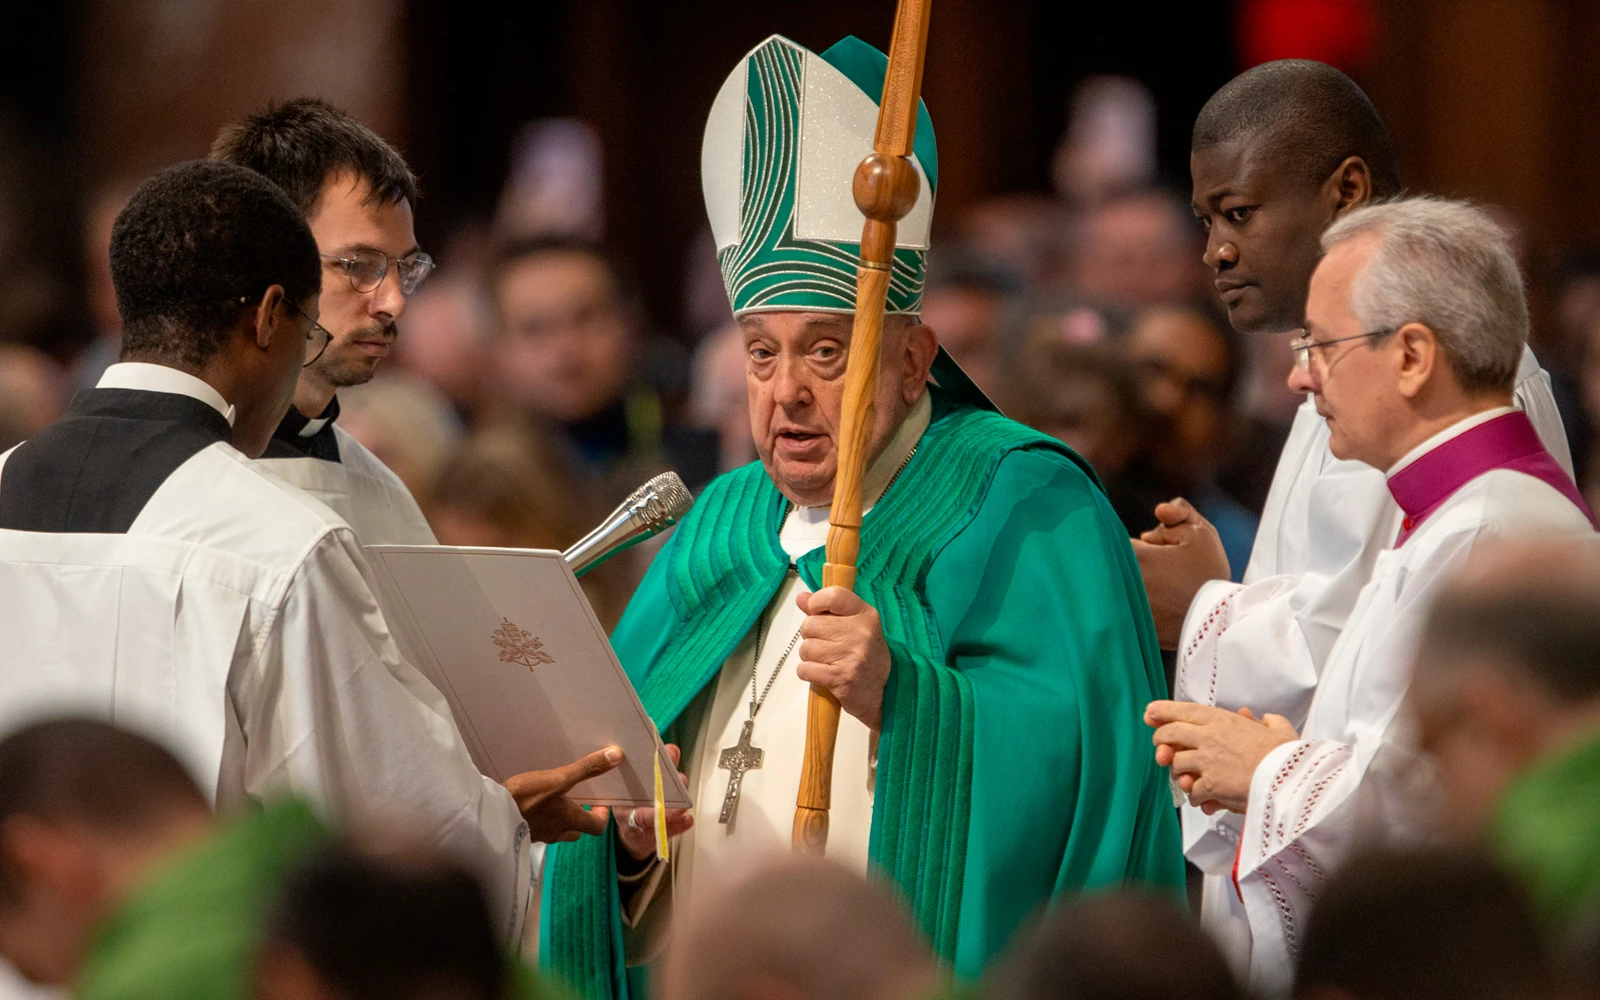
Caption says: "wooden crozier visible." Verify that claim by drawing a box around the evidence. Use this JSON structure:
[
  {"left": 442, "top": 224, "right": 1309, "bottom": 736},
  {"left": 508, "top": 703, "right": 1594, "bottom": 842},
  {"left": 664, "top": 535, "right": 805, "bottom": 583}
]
[{"left": 792, "top": 0, "right": 932, "bottom": 853}]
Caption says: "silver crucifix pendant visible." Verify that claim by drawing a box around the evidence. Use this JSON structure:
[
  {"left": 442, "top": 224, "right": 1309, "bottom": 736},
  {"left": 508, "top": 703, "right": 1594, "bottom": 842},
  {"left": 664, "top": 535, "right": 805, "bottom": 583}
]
[{"left": 717, "top": 719, "right": 765, "bottom": 824}]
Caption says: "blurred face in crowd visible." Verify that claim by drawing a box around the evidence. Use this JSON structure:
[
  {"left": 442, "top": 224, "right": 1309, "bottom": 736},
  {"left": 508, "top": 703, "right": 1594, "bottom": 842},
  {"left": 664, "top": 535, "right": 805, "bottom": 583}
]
[
  {"left": 1286, "top": 234, "right": 1410, "bottom": 467},
  {"left": 742, "top": 311, "right": 937, "bottom": 508},
  {"left": 1192, "top": 139, "right": 1366, "bottom": 335},
  {"left": 494, "top": 250, "right": 635, "bottom": 424},
  {"left": 303, "top": 172, "right": 419, "bottom": 405},
  {"left": 1075, "top": 192, "right": 1205, "bottom": 308},
  {"left": 919, "top": 284, "right": 1004, "bottom": 398},
  {"left": 1127, "top": 307, "right": 1233, "bottom": 485}
]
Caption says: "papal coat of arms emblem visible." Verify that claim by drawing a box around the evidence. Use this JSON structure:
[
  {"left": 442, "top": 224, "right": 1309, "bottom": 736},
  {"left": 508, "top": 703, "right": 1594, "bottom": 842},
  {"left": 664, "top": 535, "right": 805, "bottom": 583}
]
[{"left": 491, "top": 617, "right": 555, "bottom": 671}]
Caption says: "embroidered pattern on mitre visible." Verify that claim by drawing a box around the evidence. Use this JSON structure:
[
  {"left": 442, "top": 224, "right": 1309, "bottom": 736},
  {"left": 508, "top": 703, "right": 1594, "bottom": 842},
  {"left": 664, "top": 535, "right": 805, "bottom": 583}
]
[{"left": 701, "top": 34, "right": 939, "bottom": 317}]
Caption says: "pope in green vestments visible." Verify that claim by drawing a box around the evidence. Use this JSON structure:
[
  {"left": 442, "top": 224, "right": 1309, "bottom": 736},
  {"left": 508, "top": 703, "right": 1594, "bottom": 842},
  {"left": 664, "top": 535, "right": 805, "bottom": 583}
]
[{"left": 540, "top": 34, "right": 1183, "bottom": 1000}]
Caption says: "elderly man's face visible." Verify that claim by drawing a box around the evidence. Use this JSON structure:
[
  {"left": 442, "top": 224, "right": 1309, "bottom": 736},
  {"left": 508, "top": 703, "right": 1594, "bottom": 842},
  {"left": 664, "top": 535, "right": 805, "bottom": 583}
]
[
  {"left": 1290, "top": 235, "right": 1410, "bottom": 468},
  {"left": 742, "top": 311, "right": 935, "bottom": 507}
]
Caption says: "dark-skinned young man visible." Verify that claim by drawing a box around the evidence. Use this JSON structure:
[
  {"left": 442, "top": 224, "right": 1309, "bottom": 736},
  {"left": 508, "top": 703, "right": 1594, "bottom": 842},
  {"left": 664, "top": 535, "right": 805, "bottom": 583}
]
[
  {"left": 1130, "top": 60, "right": 1573, "bottom": 981},
  {"left": 0, "top": 162, "right": 620, "bottom": 960}
]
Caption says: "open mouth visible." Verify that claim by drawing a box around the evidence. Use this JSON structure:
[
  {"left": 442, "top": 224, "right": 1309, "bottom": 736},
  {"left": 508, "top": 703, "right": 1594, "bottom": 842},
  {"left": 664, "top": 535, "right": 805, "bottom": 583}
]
[{"left": 775, "top": 429, "right": 827, "bottom": 452}]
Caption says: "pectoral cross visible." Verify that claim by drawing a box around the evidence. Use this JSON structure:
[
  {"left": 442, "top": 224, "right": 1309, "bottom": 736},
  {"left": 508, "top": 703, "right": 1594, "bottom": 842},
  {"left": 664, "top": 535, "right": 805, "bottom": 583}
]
[{"left": 717, "top": 719, "right": 765, "bottom": 823}]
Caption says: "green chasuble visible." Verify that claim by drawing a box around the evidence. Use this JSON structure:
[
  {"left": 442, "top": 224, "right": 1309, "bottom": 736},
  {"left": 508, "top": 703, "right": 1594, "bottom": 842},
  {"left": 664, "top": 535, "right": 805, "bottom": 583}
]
[
  {"left": 1491, "top": 736, "right": 1600, "bottom": 929},
  {"left": 541, "top": 388, "right": 1185, "bottom": 1000},
  {"left": 76, "top": 800, "right": 563, "bottom": 1000}
]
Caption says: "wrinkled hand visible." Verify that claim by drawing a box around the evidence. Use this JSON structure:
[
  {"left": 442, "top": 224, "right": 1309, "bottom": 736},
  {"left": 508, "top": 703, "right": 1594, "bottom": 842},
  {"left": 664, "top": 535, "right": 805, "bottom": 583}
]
[
  {"left": 1145, "top": 700, "right": 1299, "bottom": 814},
  {"left": 1130, "top": 498, "right": 1231, "bottom": 650},
  {"left": 504, "top": 746, "right": 626, "bottom": 843},
  {"left": 795, "top": 587, "right": 892, "bottom": 731},
  {"left": 595, "top": 744, "right": 694, "bottom": 862}
]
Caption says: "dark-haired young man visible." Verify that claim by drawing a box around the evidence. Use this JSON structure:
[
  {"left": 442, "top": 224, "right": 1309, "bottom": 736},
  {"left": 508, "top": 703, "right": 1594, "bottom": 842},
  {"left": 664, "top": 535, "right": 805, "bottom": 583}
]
[
  {"left": 1133, "top": 59, "right": 1572, "bottom": 979},
  {"left": 211, "top": 97, "right": 438, "bottom": 544},
  {"left": 0, "top": 161, "right": 617, "bottom": 953}
]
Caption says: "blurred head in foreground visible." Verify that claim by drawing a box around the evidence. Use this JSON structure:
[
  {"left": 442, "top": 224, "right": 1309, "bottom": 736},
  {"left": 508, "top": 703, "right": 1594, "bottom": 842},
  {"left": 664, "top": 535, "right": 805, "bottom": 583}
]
[
  {"left": 0, "top": 719, "right": 210, "bottom": 985},
  {"left": 1410, "top": 540, "right": 1600, "bottom": 840},
  {"left": 1295, "top": 847, "right": 1550, "bottom": 1000},
  {"left": 255, "top": 841, "right": 507, "bottom": 1000},
  {"left": 1409, "top": 541, "right": 1600, "bottom": 953},
  {"left": 987, "top": 891, "right": 1243, "bottom": 1000},
  {"left": 658, "top": 856, "right": 939, "bottom": 1000}
]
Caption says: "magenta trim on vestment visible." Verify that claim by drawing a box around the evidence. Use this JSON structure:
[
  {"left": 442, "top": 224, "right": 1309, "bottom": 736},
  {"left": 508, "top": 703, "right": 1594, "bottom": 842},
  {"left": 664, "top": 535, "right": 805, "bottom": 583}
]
[{"left": 1386, "top": 411, "right": 1592, "bottom": 547}]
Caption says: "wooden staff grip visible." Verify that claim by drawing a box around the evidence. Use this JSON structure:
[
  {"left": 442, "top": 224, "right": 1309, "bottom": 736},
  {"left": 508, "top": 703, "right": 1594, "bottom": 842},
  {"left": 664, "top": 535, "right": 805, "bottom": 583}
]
[{"left": 793, "top": 263, "right": 892, "bottom": 854}]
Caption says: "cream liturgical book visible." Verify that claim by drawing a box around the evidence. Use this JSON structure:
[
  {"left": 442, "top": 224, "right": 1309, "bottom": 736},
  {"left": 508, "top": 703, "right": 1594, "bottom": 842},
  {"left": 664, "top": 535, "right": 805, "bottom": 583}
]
[{"left": 366, "top": 545, "right": 691, "bottom": 810}]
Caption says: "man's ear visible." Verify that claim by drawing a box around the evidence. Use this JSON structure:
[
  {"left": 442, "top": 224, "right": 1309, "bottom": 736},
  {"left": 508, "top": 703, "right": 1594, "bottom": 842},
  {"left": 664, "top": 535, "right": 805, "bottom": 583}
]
[
  {"left": 1394, "top": 322, "right": 1438, "bottom": 400},
  {"left": 252, "top": 285, "right": 287, "bottom": 352},
  {"left": 1324, "top": 156, "right": 1374, "bottom": 218},
  {"left": 901, "top": 321, "right": 938, "bottom": 403}
]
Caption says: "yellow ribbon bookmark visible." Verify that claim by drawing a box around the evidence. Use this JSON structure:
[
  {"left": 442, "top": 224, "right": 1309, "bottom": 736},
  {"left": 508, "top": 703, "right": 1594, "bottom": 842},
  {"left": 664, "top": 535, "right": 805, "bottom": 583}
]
[{"left": 653, "top": 751, "right": 669, "bottom": 862}]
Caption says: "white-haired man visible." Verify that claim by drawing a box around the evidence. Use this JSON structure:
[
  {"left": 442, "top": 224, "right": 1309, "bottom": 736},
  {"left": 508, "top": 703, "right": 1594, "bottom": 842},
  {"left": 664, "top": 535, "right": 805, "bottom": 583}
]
[{"left": 1145, "top": 197, "right": 1595, "bottom": 993}]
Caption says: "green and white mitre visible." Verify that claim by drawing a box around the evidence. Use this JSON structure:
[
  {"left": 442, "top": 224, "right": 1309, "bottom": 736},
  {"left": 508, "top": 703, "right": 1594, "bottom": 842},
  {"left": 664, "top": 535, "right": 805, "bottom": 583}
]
[{"left": 702, "top": 34, "right": 937, "bottom": 316}]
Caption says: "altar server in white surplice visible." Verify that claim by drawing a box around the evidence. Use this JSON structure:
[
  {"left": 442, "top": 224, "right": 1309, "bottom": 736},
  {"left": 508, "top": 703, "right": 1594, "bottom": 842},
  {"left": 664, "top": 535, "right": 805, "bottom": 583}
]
[
  {"left": 211, "top": 98, "right": 439, "bottom": 547},
  {"left": 1147, "top": 197, "right": 1595, "bottom": 995},
  {"left": 1132, "top": 61, "right": 1573, "bottom": 980},
  {"left": 0, "top": 162, "right": 619, "bottom": 949}
]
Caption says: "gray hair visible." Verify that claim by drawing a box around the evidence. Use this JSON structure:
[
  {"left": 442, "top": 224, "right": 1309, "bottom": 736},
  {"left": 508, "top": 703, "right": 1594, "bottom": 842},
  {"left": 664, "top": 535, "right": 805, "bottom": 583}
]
[{"left": 1320, "top": 196, "right": 1526, "bottom": 394}]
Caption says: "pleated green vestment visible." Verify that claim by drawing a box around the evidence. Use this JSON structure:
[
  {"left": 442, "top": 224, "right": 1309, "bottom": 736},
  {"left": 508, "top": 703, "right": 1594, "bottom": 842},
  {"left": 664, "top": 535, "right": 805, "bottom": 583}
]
[{"left": 541, "top": 386, "right": 1184, "bottom": 999}]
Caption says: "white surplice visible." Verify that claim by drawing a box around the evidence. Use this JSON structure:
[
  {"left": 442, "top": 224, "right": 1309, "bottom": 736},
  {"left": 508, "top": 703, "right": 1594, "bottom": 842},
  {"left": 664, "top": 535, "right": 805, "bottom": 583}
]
[
  {"left": 0, "top": 365, "right": 532, "bottom": 946},
  {"left": 620, "top": 392, "right": 931, "bottom": 962},
  {"left": 255, "top": 423, "right": 437, "bottom": 546},
  {"left": 1196, "top": 411, "right": 1592, "bottom": 995},
  {"left": 1174, "top": 346, "right": 1570, "bottom": 973}
]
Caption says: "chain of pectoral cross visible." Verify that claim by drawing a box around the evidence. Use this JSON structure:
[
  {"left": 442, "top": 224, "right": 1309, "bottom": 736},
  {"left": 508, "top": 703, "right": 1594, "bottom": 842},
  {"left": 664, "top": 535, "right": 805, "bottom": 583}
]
[
  {"left": 717, "top": 602, "right": 803, "bottom": 824},
  {"left": 716, "top": 442, "right": 920, "bottom": 826}
]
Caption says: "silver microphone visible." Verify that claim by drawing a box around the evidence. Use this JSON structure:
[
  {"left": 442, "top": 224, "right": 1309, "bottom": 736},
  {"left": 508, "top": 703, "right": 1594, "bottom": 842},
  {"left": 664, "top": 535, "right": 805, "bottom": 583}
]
[{"left": 563, "top": 472, "right": 693, "bottom": 577}]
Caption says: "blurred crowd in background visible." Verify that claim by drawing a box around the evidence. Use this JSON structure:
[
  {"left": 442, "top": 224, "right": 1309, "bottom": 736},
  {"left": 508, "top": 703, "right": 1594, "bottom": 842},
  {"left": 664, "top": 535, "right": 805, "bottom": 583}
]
[
  {"left": 13, "top": 64, "right": 1600, "bottom": 606},
  {"left": 0, "top": 75, "right": 1352, "bottom": 607}
]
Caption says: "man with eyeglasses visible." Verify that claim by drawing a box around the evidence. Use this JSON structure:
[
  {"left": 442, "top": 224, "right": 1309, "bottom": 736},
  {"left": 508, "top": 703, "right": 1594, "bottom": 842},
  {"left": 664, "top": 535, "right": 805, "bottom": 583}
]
[
  {"left": 1147, "top": 196, "right": 1593, "bottom": 994},
  {"left": 211, "top": 97, "right": 440, "bottom": 546},
  {"left": 1131, "top": 60, "right": 1574, "bottom": 984}
]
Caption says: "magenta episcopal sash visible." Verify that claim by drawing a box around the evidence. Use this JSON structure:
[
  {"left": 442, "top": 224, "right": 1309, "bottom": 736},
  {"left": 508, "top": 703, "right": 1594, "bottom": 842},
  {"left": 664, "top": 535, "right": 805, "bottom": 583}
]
[{"left": 1387, "top": 410, "right": 1592, "bottom": 547}]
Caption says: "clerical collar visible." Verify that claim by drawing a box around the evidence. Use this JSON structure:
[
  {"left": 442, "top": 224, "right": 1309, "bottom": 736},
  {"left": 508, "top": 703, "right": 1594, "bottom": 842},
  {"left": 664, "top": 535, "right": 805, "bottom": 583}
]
[
  {"left": 265, "top": 397, "right": 343, "bottom": 463},
  {"left": 96, "top": 362, "right": 236, "bottom": 426},
  {"left": 1386, "top": 408, "right": 1591, "bottom": 546},
  {"left": 782, "top": 391, "right": 932, "bottom": 558},
  {"left": 1386, "top": 406, "right": 1514, "bottom": 476}
]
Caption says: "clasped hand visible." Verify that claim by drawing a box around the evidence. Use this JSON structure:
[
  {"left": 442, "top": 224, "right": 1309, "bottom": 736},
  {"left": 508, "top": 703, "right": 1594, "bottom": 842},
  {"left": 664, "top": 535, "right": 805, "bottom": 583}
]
[
  {"left": 796, "top": 586, "right": 892, "bottom": 732},
  {"left": 1130, "top": 498, "right": 1231, "bottom": 649},
  {"left": 1145, "top": 700, "right": 1299, "bottom": 814}
]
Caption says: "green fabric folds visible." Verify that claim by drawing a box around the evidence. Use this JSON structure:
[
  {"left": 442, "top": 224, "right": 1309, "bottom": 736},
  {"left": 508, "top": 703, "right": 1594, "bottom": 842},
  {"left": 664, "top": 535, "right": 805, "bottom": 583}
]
[
  {"left": 1491, "top": 736, "right": 1600, "bottom": 929},
  {"left": 541, "top": 390, "right": 1184, "bottom": 1000}
]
